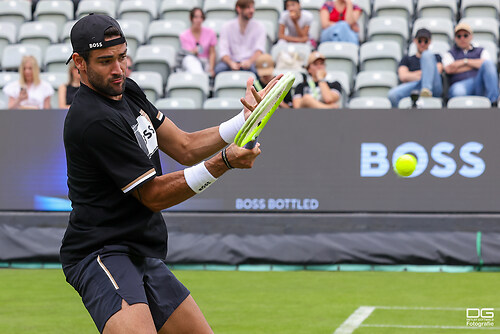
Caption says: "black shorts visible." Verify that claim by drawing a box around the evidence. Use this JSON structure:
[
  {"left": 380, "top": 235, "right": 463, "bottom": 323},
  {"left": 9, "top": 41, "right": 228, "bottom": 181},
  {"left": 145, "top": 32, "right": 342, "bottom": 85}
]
[{"left": 62, "top": 245, "right": 190, "bottom": 333}]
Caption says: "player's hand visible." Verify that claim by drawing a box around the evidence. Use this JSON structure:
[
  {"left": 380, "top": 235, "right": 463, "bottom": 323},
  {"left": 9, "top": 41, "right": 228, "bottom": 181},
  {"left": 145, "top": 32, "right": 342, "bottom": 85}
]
[
  {"left": 225, "top": 142, "right": 261, "bottom": 169},
  {"left": 240, "top": 74, "right": 283, "bottom": 119}
]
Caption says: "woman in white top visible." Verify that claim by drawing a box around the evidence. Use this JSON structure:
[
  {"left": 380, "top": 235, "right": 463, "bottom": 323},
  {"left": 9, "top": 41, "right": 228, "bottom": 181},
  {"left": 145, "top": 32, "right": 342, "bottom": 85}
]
[{"left": 3, "top": 55, "right": 54, "bottom": 109}]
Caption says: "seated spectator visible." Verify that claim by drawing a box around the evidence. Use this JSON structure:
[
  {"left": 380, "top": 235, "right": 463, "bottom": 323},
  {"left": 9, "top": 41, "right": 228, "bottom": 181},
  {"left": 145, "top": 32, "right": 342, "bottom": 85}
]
[
  {"left": 254, "top": 53, "right": 292, "bottom": 108},
  {"left": 293, "top": 51, "right": 341, "bottom": 109},
  {"left": 3, "top": 55, "right": 53, "bottom": 109},
  {"left": 319, "top": 0, "right": 362, "bottom": 45},
  {"left": 443, "top": 23, "right": 499, "bottom": 106},
  {"left": 126, "top": 55, "right": 133, "bottom": 78},
  {"left": 214, "top": 0, "right": 266, "bottom": 76},
  {"left": 278, "top": 0, "right": 313, "bottom": 46},
  {"left": 388, "top": 29, "right": 443, "bottom": 107},
  {"left": 179, "top": 7, "right": 217, "bottom": 77},
  {"left": 58, "top": 60, "right": 81, "bottom": 109}
]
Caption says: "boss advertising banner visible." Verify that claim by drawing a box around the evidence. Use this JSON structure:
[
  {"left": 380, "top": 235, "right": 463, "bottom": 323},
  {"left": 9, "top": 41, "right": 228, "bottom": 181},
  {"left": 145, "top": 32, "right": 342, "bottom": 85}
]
[{"left": 0, "top": 108, "right": 498, "bottom": 213}]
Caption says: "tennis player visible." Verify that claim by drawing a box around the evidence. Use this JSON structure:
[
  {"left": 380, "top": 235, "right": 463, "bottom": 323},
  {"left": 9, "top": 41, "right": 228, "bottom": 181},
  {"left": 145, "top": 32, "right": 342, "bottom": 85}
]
[{"left": 61, "top": 14, "right": 279, "bottom": 333}]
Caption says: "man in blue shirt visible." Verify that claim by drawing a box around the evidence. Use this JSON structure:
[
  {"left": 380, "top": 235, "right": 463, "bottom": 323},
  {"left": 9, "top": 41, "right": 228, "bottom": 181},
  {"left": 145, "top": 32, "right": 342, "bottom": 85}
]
[{"left": 388, "top": 28, "right": 443, "bottom": 108}]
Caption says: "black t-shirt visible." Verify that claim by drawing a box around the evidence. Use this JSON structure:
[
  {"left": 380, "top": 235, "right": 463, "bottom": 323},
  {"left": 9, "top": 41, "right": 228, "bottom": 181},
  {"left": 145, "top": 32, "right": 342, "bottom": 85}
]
[
  {"left": 65, "top": 84, "right": 79, "bottom": 105},
  {"left": 60, "top": 78, "right": 166, "bottom": 265},
  {"left": 293, "top": 79, "right": 342, "bottom": 103},
  {"left": 399, "top": 54, "right": 442, "bottom": 71}
]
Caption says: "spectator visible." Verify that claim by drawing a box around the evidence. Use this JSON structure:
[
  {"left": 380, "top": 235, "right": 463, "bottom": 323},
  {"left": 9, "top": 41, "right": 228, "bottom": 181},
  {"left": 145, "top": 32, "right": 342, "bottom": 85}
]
[
  {"left": 214, "top": 0, "right": 266, "bottom": 76},
  {"left": 179, "top": 7, "right": 217, "bottom": 77},
  {"left": 3, "top": 55, "right": 54, "bottom": 109},
  {"left": 278, "top": 0, "right": 313, "bottom": 46},
  {"left": 387, "top": 29, "right": 443, "bottom": 108},
  {"left": 293, "top": 51, "right": 341, "bottom": 109},
  {"left": 126, "top": 55, "right": 133, "bottom": 78},
  {"left": 443, "top": 23, "right": 499, "bottom": 106},
  {"left": 319, "top": 0, "right": 362, "bottom": 45},
  {"left": 254, "top": 53, "right": 292, "bottom": 108},
  {"left": 58, "top": 60, "right": 81, "bottom": 109}
]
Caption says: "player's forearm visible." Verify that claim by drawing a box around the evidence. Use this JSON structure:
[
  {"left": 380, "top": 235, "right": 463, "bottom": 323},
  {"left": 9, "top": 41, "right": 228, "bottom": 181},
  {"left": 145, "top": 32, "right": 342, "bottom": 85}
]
[{"left": 182, "top": 127, "right": 228, "bottom": 165}]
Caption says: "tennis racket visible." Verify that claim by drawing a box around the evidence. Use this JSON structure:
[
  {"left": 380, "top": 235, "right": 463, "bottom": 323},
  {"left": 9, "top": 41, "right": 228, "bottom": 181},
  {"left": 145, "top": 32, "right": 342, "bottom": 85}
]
[{"left": 234, "top": 72, "right": 295, "bottom": 149}]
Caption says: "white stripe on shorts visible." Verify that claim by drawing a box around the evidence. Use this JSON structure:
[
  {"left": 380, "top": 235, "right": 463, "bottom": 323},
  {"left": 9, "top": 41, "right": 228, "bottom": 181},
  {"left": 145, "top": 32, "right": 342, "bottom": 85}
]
[{"left": 97, "top": 255, "right": 119, "bottom": 290}]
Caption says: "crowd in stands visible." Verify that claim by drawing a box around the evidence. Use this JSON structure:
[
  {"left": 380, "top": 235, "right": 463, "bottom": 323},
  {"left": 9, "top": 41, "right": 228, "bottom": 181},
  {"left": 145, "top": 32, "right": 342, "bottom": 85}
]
[{"left": 0, "top": 0, "right": 499, "bottom": 110}]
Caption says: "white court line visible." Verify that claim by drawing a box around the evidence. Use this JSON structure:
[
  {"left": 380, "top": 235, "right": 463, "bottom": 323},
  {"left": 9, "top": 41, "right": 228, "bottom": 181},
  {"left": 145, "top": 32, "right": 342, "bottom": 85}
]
[
  {"left": 333, "top": 306, "right": 375, "bottom": 334},
  {"left": 374, "top": 306, "right": 466, "bottom": 311},
  {"left": 361, "top": 324, "right": 500, "bottom": 330}
]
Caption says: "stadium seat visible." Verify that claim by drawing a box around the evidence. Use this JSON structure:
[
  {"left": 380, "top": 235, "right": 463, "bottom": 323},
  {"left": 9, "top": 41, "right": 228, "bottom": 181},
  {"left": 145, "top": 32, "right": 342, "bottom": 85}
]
[
  {"left": 472, "top": 40, "right": 498, "bottom": 64},
  {"left": 0, "top": 98, "right": 6, "bottom": 110},
  {"left": 134, "top": 45, "right": 176, "bottom": 86},
  {"left": 354, "top": 71, "right": 398, "bottom": 97},
  {"left": 1, "top": 44, "right": 43, "bottom": 72},
  {"left": 367, "top": 16, "right": 409, "bottom": 53},
  {"left": 360, "top": 40, "right": 401, "bottom": 72},
  {"left": 34, "top": 0, "right": 74, "bottom": 37},
  {"left": 373, "top": 0, "right": 414, "bottom": 23},
  {"left": 317, "top": 42, "right": 359, "bottom": 89},
  {"left": 203, "top": 97, "right": 242, "bottom": 109},
  {"left": 416, "top": 0, "right": 457, "bottom": 22},
  {"left": 203, "top": 19, "right": 226, "bottom": 37},
  {"left": 273, "top": 69, "right": 306, "bottom": 90},
  {"left": 214, "top": 71, "right": 256, "bottom": 98},
  {"left": 398, "top": 96, "right": 443, "bottom": 109},
  {"left": 300, "top": 0, "right": 323, "bottom": 25},
  {"left": 408, "top": 40, "right": 450, "bottom": 58},
  {"left": 412, "top": 18, "right": 454, "bottom": 45},
  {"left": 352, "top": 0, "right": 371, "bottom": 42},
  {"left": 118, "top": 0, "right": 158, "bottom": 35},
  {"left": 18, "top": 21, "right": 59, "bottom": 56},
  {"left": 76, "top": 0, "right": 117, "bottom": 19},
  {"left": 0, "top": 22, "right": 17, "bottom": 68},
  {"left": 40, "top": 72, "right": 67, "bottom": 108},
  {"left": 459, "top": 18, "right": 499, "bottom": 44},
  {"left": 447, "top": 96, "right": 492, "bottom": 109},
  {"left": 117, "top": 19, "right": 145, "bottom": 60},
  {"left": 257, "top": 19, "right": 277, "bottom": 53},
  {"left": 160, "top": 0, "right": 197, "bottom": 28},
  {"left": 0, "top": 72, "right": 19, "bottom": 105},
  {"left": 254, "top": 0, "right": 282, "bottom": 32},
  {"left": 44, "top": 43, "right": 72, "bottom": 73},
  {"left": 166, "top": 72, "right": 210, "bottom": 109},
  {"left": 130, "top": 71, "right": 164, "bottom": 102},
  {"left": 461, "top": 0, "right": 500, "bottom": 20},
  {"left": 203, "top": 0, "right": 237, "bottom": 20},
  {"left": 61, "top": 20, "right": 77, "bottom": 44},
  {"left": 155, "top": 97, "right": 197, "bottom": 109},
  {"left": 348, "top": 96, "right": 392, "bottom": 109},
  {"left": 147, "top": 20, "right": 188, "bottom": 52},
  {"left": 0, "top": 0, "right": 32, "bottom": 27},
  {"left": 271, "top": 42, "right": 312, "bottom": 69}
]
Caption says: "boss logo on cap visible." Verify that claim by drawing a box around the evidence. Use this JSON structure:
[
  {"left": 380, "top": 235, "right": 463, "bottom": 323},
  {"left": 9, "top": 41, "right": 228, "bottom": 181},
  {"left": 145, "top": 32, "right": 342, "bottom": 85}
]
[{"left": 89, "top": 42, "right": 103, "bottom": 49}]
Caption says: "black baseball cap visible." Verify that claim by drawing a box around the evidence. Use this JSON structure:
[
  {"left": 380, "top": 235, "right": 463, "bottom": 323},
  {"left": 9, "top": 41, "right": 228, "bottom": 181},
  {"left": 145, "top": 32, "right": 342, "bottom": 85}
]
[
  {"left": 415, "top": 28, "right": 431, "bottom": 40},
  {"left": 66, "top": 13, "right": 126, "bottom": 64}
]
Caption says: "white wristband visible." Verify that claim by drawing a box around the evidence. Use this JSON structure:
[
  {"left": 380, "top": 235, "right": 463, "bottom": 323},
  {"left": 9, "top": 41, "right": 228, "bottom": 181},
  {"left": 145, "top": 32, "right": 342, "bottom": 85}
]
[
  {"left": 184, "top": 162, "right": 217, "bottom": 194},
  {"left": 219, "top": 109, "right": 245, "bottom": 143}
]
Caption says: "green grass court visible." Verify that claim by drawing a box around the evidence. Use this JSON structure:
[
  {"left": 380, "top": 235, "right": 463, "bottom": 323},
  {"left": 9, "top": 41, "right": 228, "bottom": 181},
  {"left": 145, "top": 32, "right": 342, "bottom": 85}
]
[{"left": 1, "top": 268, "right": 500, "bottom": 333}]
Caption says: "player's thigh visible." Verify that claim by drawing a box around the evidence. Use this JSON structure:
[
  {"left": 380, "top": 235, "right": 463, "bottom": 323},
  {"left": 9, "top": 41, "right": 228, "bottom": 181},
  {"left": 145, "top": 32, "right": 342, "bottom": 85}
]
[
  {"left": 104, "top": 300, "right": 157, "bottom": 334},
  {"left": 158, "top": 295, "right": 213, "bottom": 334}
]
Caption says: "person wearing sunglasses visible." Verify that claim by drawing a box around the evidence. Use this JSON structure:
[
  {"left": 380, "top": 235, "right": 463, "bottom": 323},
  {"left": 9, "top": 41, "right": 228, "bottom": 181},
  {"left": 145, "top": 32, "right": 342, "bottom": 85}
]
[
  {"left": 387, "top": 28, "right": 443, "bottom": 108},
  {"left": 442, "top": 23, "right": 499, "bottom": 106}
]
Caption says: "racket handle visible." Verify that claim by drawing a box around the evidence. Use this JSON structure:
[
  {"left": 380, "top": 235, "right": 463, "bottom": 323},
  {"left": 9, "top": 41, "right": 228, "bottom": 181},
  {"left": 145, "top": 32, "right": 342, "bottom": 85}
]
[{"left": 244, "top": 139, "right": 257, "bottom": 149}]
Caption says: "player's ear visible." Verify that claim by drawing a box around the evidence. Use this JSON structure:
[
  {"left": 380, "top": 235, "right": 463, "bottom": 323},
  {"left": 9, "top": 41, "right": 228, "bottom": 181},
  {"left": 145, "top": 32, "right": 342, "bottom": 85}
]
[{"left": 73, "top": 53, "right": 86, "bottom": 73}]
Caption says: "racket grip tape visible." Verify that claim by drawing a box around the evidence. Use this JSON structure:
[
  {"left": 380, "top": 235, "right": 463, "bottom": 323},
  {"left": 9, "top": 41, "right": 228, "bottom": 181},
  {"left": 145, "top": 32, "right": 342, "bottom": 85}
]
[{"left": 244, "top": 139, "right": 257, "bottom": 149}]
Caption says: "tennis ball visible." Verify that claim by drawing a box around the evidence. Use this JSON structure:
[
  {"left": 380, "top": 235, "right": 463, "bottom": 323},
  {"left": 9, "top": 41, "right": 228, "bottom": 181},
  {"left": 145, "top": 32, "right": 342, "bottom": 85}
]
[{"left": 394, "top": 154, "right": 417, "bottom": 177}]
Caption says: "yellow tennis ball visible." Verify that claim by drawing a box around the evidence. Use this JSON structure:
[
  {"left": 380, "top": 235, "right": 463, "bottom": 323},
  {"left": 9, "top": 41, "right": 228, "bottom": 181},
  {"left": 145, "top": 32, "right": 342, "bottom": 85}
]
[{"left": 394, "top": 154, "right": 417, "bottom": 177}]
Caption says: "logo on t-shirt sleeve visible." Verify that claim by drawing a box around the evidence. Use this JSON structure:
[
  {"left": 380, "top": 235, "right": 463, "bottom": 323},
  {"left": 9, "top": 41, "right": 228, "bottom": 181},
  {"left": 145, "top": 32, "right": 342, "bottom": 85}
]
[{"left": 132, "top": 110, "right": 158, "bottom": 158}]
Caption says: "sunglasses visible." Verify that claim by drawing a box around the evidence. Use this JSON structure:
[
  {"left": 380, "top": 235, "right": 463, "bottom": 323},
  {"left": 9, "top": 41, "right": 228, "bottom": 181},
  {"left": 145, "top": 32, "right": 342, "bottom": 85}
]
[
  {"left": 417, "top": 38, "right": 429, "bottom": 44},
  {"left": 455, "top": 33, "right": 469, "bottom": 39}
]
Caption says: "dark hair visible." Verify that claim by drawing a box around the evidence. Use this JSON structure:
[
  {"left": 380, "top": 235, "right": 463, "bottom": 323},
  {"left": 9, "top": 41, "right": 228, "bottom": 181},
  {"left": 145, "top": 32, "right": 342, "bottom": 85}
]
[
  {"left": 235, "top": 0, "right": 254, "bottom": 10},
  {"left": 80, "top": 26, "right": 123, "bottom": 62},
  {"left": 190, "top": 7, "right": 205, "bottom": 21}
]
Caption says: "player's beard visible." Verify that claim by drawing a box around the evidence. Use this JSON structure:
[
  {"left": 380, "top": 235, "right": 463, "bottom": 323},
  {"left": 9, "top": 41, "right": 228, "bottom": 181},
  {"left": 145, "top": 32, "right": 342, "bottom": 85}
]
[{"left": 87, "top": 65, "right": 126, "bottom": 97}]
